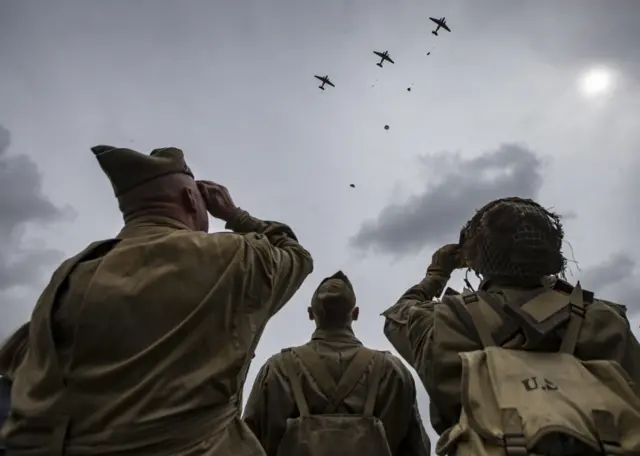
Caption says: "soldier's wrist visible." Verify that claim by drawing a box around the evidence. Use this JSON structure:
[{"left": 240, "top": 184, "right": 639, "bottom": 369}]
[
  {"left": 224, "top": 208, "right": 268, "bottom": 233},
  {"left": 426, "top": 265, "right": 453, "bottom": 279}
]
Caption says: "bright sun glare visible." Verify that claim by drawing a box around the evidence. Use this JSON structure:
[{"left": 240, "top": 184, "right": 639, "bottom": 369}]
[{"left": 579, "top": 67, "right": 614, "bottom": 97}]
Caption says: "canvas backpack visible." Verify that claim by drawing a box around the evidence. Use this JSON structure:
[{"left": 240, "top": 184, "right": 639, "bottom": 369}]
[
  {"left": 276, "top": 345, "right": 393, "bottom": 456},
  {"left": 435, "top": 281, "right": 640, "bottom": 456}
]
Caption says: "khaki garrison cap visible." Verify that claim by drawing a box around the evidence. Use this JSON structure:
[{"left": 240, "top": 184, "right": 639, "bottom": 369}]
[{"left": 91, "top": 145, "right": 193, "bottom": 197}]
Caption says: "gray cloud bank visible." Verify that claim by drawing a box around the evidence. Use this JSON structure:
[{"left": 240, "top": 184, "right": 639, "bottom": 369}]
[
  {"left": 0, "top": 125, "right": 69, "bottom": 334},
  {"left": 576, "top": 253, "right": 639, "bottom": 314},
  {"left": 350, "top": 143, "right": 545, "bottom": 256}
]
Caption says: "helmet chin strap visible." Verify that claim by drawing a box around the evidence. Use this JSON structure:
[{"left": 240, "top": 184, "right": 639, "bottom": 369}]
[{"left": 463, "top": 268, "right": 478, "bottom": 292}]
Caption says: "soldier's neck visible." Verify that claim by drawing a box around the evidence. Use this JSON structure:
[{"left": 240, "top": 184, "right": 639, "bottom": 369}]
[
  {"left": 315, "top": 324, "right": 354, "bottom": 333},
  {"left": 481, "top": 275, "right": 545, "bottom": 289},
  {"left": 123, "top": 206, "right": 195, "bottom": 230}
]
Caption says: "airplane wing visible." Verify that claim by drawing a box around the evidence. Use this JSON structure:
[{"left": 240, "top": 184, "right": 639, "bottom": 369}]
[
  {"left": 326, "top": 79, "right": 335, "bottom": 87},
  {"left": 386, "top": 56, "right": 395, "bottom": 64},
  {"left": 429, "top": 17, "right": 441, "bottom": 25},
  {"left": 314, "top": 75, "right": 324, "bottom": 82},
  {"left": 442, "top": 23, "right": 451, "bottom": 32},
  {"left": 373, "top": 51, "right": 384, "bottom": 58}
]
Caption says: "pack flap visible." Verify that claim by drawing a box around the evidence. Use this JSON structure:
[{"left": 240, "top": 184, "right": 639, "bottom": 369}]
[{"left": 452, "top": 347, "right": 640, "bottom": 454}]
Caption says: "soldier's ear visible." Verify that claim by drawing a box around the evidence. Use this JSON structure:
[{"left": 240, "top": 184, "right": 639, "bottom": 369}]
[
  {"left": 351, "top": 307, "right": 359, "bottom": 321},
  {"left": 182, "top": 187, "right": 198, "bottom": 214},
  {"left": 307, "top": 307, "right": 315, "bottom": 321}
]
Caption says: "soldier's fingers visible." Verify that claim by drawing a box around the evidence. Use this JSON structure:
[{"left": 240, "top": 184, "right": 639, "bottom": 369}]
[
  {"left": 196, "top": 181, "right": 212, "bottom": 197},
  {"left": 197, "top": 179, "right": 225, "bottom": 188}
]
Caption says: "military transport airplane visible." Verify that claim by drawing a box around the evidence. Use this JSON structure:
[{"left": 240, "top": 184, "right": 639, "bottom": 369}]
[
  {"left": 429, "top": 17, "right": 451, "bottom": 36},
  {"left": 314, "top": 75, "right": 335, "bottom": 90},
  {"left": 373, "top": 50, "right": 394, "bottom": 67}
]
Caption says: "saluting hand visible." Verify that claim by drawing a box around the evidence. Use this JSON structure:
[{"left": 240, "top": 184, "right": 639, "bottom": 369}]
[{"left": 196, "top": 180, "right": 239, "bottom": 222}]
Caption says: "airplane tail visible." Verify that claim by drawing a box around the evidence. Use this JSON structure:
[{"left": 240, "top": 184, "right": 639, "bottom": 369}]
[
  {"left": 376, "top": 63, "right": 383, "bottom": 68},
  {"left": 432, "top": 31, "right": 438, "bottom": 36},
  {"left": 319, "top": 86, "right": 325, "bottom": 90}
]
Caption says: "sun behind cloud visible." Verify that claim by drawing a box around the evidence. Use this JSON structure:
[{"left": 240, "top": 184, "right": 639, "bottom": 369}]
[{"left": 578, "top": 67, "right": 615, "bottom": 98}]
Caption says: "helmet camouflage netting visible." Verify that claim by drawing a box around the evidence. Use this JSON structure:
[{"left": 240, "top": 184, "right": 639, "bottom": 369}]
[{"left": 460, "top": 197, "right": 566, "bottom": 278}]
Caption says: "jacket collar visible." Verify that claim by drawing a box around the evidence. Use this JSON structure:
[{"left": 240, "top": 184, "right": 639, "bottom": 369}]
[
  {"left": 116, "top": 216, "right": 191, "bottom": 239},
  {"left": 311, "top": 327, "right": 362, "bottom": 345}
]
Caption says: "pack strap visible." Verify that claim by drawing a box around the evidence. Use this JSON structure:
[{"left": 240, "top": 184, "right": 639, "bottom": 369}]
[
  {"left": 592, "top": 410, "right": 623, "bottom": 456},
  {"left": 502, "top": 408, "right": 528, "bottom": 456},
  {"left": 292, "top": 345, "right": 339, "bottom": 404},
  {"left": 282, "top": 350, "right": 310, "bottom": 417},
  {"left": 324, "top": 348, "right": 376, "bottom": 413},
  {"left": 476, "top": 291, "right": 520, "bottom": 346},
  {"left": 559, "top": 282, "right": 586, "bottom": 354},
  {"left": 442, "top": 287, "right": 460, "bottom": 296},
  {"left": 490, "top": 288, "right": 558, "bottom": 348},
  {"left": 477, "top": 289, "right": 548, "bottom": 347},
  {"left": 363, "top": 351, "right": 386, "bottom": 418},
  {"left": 443, "top": 294, "right": 497, "bottom": 348}
]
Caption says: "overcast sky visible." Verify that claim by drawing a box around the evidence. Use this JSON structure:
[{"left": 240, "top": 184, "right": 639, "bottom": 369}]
[{"left": 2, "top": 0, "right": 639, "bottom": 448}]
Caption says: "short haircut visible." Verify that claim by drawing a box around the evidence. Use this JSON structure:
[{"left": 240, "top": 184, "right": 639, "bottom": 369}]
[{"left": 311, "top": 271, "right": 356, "bottom": 327}]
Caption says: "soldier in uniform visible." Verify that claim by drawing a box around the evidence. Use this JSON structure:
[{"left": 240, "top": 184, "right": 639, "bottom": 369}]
[
  {"left": 1, "top": 145, "right": 314, "bottom": 455},
  {"left": 244, "top": 271, "right": 430, "bottom": 456},
  {"left": 382, "top": 197, "right": 640, "bottom": 438}
]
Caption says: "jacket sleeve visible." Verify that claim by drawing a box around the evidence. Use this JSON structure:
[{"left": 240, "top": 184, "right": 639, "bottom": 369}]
[
  {"left": 226, "top": 209, "right": 314, "bottom": 316},
  {"left": 243, "top": 355, "right": 295, "bottom": 456},
  {"left": 0, "top": 323, "right": 30, "bottom": 380},
  {"left": 395, "top": 374, "right": 431, "bottom": 456},
  {"left": 242, "top": 362, "right": 270, "bottom": 447},
  {"left": 622, "top": 331, "right": 640, "bottom": 396},
  {"left": 576, "top": 301, "right": 640, "bottom": 397},
  {"left": 383, "top": 277, "right": 457, "bottom": 434},
  {"left": 382, "top": 275, "right": 445, "bottom": 366}
]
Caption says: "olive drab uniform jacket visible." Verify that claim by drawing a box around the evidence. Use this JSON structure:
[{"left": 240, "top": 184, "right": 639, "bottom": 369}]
[
  {"left": 382, "top": 276, "right": 640, "bottom": 436},
  {"left": 243, "top": 328, "right": 431, "bottom": 456},
  {"left": 1, "top": 211, "right": 313, "bottom": 456},
  {"left": 0, "top": 323, "right": 30, "bottom": 382}
]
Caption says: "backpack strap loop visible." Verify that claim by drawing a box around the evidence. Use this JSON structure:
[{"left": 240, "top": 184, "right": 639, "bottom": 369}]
[
  {"left": 363, "top": 352, "right": 385, "bottom": 418},
  {"left": 559, "top": 282, "right": 586, "bottom": 354},
  {"left": 282, "top": 349, "right": 310, "bottom": 417},
  {"left": 502, "top": 408, "right": 528, "bottom": 456}
]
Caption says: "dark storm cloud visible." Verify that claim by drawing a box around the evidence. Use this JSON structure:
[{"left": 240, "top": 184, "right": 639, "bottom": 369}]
[
  {"left": 459, "top": 0, "right": 640, "bottom": 76},
  {"left": 578, "top": 253, "right": 635, "bottom": 291},
  {"left": 350, "top": 143, "right": 545, "bottom": 256},
  {"left": 0, "top": 124, "right": 68, "bottom": 291},
  {"left": 576, "top": 252, "right": 639, "bottom": 314}
]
